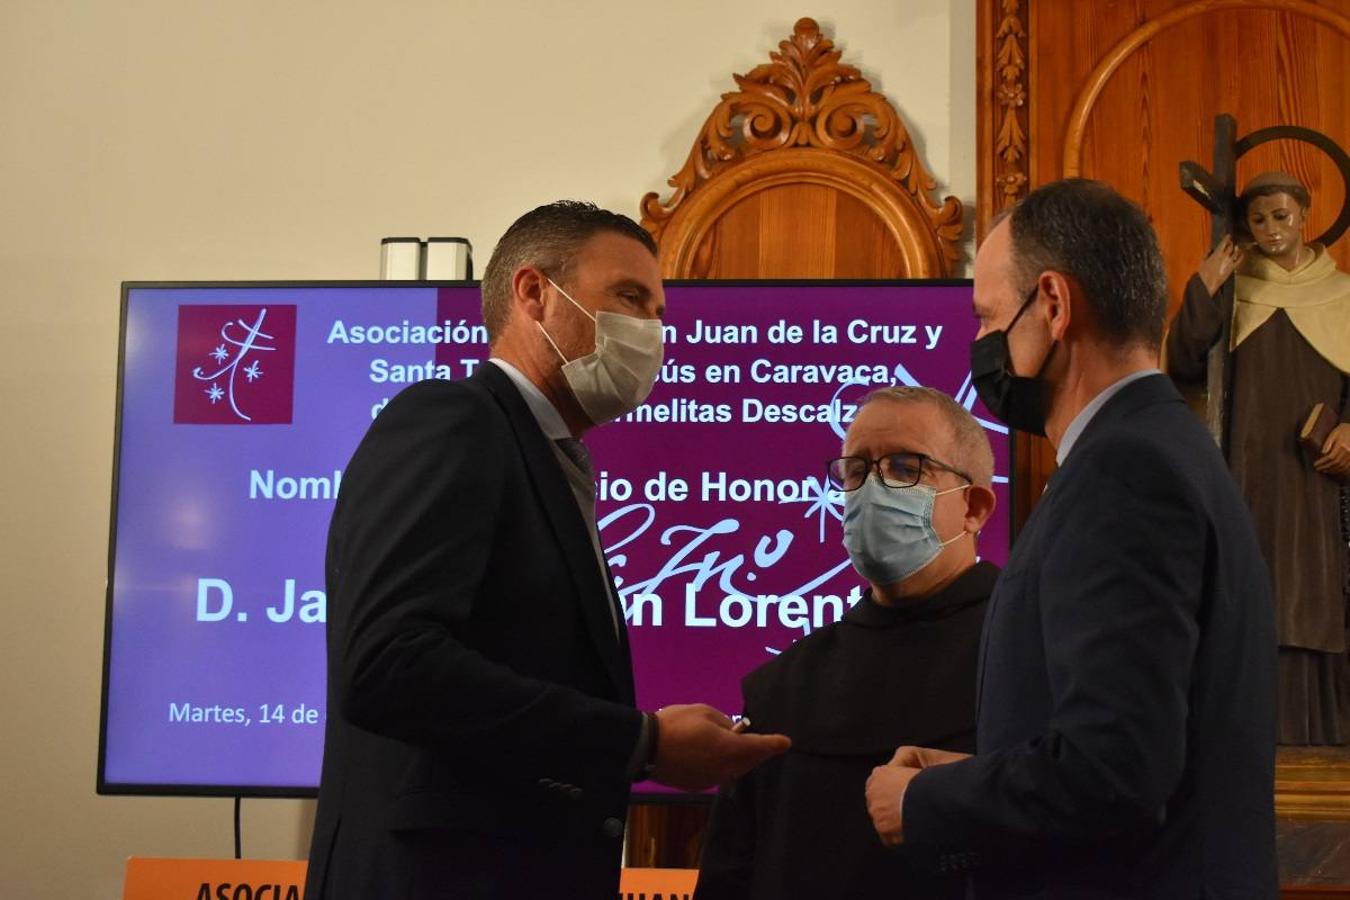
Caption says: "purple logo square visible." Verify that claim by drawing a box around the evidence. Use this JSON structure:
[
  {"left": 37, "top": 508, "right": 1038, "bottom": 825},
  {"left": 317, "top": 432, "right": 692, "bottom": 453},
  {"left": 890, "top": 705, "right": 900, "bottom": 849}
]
[{"left": 173, "top": 305, "right": 297, "bottom": 424}]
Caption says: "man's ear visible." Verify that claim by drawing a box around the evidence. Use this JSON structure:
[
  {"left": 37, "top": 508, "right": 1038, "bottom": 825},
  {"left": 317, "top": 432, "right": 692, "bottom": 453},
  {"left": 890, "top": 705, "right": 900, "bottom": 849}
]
[
  {"left": 963, "top": 484, "right": 997, "bottom": 534},
  {"left": 512, "top": 266, "right": 549, "bottom": 323},
  {"left": 1040, "top": 271, "right": 1075, "bottom": 342}
]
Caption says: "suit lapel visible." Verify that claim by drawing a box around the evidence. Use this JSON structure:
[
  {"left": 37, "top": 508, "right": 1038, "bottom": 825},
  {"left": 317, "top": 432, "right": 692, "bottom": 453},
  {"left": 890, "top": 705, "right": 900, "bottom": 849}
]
[
  {"left": 602, "top": 555, "right": 637, "bottom": 704},
  {"left": 976, "top": 506, "right": 1035, "bottom": 720},
  {"left": 475, "top": 364, "right": 632, "bottom": 699}
]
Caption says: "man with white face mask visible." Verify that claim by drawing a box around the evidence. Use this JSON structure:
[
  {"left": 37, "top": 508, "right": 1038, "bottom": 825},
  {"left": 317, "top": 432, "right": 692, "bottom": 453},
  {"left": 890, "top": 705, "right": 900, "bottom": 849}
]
[
  {"left": 307, "top": 201, "right": 789, "bottom": 900},
  {"left": 695, "top": 387, "right": 998, "bottom": 900}
]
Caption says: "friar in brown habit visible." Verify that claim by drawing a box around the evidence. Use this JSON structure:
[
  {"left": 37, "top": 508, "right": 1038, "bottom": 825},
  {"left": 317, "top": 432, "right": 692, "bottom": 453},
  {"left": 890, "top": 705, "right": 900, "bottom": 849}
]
[{"left": 1166, "top": 171, "right": 1350, "bottom": 744}]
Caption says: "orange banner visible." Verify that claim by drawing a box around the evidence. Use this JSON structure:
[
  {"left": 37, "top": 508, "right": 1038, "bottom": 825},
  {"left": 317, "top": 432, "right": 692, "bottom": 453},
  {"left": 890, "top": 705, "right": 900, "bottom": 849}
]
[
  {"left": 619, "top": 867, "right": 698, "bottom": 899},
  {"left": 124, "top": 858, "right": 695, "bottom": 900},
  {"left": 123, "top": 858, "right": 305, "bottom": 900}
]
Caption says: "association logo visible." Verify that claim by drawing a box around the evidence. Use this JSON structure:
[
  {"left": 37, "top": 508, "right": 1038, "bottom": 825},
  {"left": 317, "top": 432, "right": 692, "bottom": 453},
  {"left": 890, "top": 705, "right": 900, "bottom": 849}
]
[{"left": 173, "top": 305, "right": 297, "bottom": 424}]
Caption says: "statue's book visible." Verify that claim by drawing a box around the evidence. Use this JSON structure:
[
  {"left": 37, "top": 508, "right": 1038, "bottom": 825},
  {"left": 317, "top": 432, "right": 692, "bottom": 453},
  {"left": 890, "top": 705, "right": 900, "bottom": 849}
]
[{"left": 1299, "top": 402, "right": 1338, "bottom": 457}]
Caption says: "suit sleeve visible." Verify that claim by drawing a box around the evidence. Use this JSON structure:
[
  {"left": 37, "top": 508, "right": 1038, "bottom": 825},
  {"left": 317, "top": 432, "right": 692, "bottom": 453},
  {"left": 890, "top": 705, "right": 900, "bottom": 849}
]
[
  {"left": 1164, "top": 274, "right": 1223, "bottom": 384},
  {"left": 328, "top": 380, "right": 642, "bottom": 783},
  {"left": 902, "top": 436, "right": 1206, "bottom": 864}
]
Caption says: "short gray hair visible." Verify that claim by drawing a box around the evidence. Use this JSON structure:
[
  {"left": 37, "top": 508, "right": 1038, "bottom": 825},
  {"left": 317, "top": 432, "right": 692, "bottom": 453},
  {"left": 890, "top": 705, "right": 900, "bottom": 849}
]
[{"left": 858, "top": 386, "right": 995, "bottom": 487}]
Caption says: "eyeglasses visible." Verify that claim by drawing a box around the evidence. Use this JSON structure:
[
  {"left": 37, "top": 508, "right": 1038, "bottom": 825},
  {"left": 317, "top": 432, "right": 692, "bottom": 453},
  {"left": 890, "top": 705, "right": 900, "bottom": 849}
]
[{"left": 826, "top": 452, "right": 973, "bottom": 492}]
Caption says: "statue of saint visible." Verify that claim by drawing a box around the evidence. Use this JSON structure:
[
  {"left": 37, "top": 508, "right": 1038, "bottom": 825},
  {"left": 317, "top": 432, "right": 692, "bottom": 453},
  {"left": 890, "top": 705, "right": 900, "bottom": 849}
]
[{"left": 1166, "top": 171, "right": 1350, "bottom": 744}]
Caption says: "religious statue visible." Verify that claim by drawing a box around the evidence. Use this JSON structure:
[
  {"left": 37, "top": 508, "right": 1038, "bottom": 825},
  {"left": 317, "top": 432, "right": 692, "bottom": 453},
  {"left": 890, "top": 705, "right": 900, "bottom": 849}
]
[{"left": 1166, "top": 171, "right": 1350, "bottom": 745}]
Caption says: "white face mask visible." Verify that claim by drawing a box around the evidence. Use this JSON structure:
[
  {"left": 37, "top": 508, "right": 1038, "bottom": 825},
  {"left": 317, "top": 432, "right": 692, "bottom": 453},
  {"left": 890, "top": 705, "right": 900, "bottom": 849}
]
[{"left": 538, "top": 277, "right": 664, "bottom": 425}]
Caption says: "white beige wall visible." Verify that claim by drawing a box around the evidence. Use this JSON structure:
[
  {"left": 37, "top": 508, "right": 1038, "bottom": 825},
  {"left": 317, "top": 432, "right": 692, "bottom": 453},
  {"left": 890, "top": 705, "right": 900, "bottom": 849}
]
[{"left": 0, "top": 2, "right": 975, "bottom": 896}]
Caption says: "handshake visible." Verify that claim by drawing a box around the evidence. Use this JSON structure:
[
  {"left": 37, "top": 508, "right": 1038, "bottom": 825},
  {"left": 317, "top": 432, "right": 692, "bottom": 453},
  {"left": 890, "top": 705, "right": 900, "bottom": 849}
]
[
  {"left": 648, "top": 704, "right": 791, "bottom": 790},
  {"left": 865, "top": 745, "right": 971, "bottom": 846},
  {"left": 643, "top": 707, "right": 977, "bottom": 850}
]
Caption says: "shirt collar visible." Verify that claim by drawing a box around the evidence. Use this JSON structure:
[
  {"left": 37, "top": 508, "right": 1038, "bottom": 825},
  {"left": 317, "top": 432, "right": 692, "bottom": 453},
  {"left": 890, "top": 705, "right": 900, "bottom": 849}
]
[
  {"left": 1055, "top": 368, "right": 1160, "bottom": 464},
  {"left": 487, "top": 358, "right": 570, "bottom": 441}
]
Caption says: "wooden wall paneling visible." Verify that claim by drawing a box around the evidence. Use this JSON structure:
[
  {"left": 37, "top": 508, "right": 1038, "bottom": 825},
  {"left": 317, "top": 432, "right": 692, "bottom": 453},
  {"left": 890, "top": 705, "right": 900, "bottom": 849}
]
[
  {"left": 833, "top": 190, "right": 909, "bottom": 276},
  {"left": 1061, "top": 1, "right": 1350, "bottom": 323},
  {"left": 625, "top": 802, "right": 711, "bottom": 869},
  {"left": 981, "top": 0, "right": 1350, "bottom": 530}
]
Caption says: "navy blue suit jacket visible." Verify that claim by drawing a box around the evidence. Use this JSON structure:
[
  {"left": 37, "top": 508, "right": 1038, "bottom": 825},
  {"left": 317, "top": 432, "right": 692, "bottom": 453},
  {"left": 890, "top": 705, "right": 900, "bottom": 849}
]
[
  {"left": 904, "top": 374, "right": 1277, "bottom": 898},
  {"left": 305, "top": 364, "right": 643, "bottom": 900}
]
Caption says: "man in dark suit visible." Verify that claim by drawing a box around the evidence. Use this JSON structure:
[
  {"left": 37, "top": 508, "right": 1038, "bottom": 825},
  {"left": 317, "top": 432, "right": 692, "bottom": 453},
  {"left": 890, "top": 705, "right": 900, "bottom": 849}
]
[
  {"left": 695, "top": 386, "right": 999, "bottom": 900},
  {"left": 865, "top": 179, "right": 1277, "bottom": 897},
  {"left": 305, "top": 201, "right": 788, "bottom": 900}
]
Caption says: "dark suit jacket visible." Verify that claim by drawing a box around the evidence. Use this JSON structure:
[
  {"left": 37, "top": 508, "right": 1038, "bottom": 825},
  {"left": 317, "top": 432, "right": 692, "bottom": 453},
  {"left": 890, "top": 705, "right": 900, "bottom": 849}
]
[
  {"left": 304, "top": 363, "right": 644, "bottom": 900},
  {"left": 903, "top": 374, "right": 1277, "bottom": 898}
]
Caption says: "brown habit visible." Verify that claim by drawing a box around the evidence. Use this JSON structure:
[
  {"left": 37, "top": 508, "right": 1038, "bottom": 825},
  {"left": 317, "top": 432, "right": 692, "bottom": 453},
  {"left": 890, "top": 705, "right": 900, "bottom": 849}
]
[{"left": 1167, "top": 266, "right": 1349, "bottom": 743}]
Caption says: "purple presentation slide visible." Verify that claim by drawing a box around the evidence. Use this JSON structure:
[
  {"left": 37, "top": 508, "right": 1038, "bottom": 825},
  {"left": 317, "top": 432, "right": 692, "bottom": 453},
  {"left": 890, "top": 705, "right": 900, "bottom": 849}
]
[{"left": 101, "top": 281, "right": 1009, "bottom": 794}]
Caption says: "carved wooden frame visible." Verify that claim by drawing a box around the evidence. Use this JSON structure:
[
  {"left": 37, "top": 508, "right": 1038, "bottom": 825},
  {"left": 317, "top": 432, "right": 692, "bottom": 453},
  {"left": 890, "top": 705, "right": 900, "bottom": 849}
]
[{"left": 640, "top": 17, "right": 962, "bottom": 277}]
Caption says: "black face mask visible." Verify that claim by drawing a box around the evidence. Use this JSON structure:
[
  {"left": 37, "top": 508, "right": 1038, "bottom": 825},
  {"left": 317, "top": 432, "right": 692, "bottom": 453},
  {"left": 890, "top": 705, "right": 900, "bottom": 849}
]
[{"left": 969, "top": 285, "right": 1057, "bottom": 437}]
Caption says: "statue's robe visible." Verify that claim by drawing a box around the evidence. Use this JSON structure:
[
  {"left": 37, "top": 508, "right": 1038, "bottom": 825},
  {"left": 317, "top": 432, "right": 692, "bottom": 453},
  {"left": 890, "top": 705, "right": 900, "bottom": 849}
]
[{"left": 1167, "top": 245, "right": 1350, "bottom": 744}]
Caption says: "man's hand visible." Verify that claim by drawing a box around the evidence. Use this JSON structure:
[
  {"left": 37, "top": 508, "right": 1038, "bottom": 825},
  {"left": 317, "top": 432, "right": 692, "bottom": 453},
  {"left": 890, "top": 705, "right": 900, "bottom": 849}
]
[
  {"left": 1316, "top": 423, "right": 1350, "bottom": 479},
  {"left": 650, "top": 704, "right": 790, "bottom": 791},
  {"left": 866, "top": 763, "right": 922, "bottom": 847},
  {"left": 1197, "top": 235, "right": 1245, "bottom": 296},
  {"left": 890, "top": 745, "right": 971, "bottom": 769}
]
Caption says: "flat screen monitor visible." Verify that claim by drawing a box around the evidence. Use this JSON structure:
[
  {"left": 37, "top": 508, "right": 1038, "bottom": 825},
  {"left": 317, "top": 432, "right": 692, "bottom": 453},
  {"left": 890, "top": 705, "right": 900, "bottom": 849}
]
[{"left": 99, "top": 280, "right": 1011, "bottom": 796}]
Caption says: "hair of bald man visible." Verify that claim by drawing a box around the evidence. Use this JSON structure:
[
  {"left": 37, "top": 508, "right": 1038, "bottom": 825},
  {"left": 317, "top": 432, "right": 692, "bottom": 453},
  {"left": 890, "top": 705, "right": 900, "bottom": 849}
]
[
  {"left": 1007, "top": 178, "right": 1168, "bottom": 350},
  {"left": 855, "top": 386, "right": 995, "bottom": 488}
]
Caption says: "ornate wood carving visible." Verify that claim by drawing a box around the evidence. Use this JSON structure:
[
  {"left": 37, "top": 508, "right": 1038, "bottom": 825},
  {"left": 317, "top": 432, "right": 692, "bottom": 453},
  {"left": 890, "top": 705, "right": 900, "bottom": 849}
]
[
  {"left": 640, "top": 17, "right": 963, "bottom": 277},
  {"left": 993, "top": 0, "right": 1030, "bottom": 215},
  {"left": 977, "top": 0, "right": 1030, "bottom": 240}
]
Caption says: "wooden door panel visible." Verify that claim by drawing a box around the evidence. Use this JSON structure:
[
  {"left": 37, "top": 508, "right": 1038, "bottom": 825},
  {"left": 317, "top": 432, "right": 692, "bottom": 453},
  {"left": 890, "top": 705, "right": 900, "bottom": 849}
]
[
  {"left": 832, "top": 191, "right": 909, "bottom": 277},
  {"left": 679, "top": 185, "right": 911, "bottom": 279}
]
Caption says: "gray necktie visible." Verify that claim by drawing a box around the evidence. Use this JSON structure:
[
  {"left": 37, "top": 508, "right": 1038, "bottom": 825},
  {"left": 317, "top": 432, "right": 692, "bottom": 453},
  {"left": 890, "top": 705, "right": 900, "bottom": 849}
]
[
  {"left": 555, "top": 437, "right": 594, "bottom": 480},
  {"left": 553, "top": 437, "right": 620, "bottom": 637}
]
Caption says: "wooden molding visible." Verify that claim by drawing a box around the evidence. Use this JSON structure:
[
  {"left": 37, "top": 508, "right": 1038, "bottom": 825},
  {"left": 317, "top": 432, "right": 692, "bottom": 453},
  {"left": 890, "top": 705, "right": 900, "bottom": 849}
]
[
  {"left": 1062, "top": 0, "right": 1350, "bottom": 177},
  {"left": 977, "top": 0, "right": 1031, "bottom": 240},
  {"left": 640, "top": 17, "right": 962, "bottom": 277}
]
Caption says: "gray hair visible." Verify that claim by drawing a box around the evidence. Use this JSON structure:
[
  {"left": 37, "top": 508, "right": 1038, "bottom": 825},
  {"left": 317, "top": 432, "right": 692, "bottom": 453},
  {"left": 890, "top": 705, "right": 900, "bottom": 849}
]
[{"left": 859, "top": 386, "right": 995, "bottom": 487}]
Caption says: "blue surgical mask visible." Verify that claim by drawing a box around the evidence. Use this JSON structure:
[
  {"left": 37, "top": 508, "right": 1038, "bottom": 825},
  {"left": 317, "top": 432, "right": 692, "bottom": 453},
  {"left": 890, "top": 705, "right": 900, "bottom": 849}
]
[{"left": 842, "top": 476, "right": 968, "bottom": 585}]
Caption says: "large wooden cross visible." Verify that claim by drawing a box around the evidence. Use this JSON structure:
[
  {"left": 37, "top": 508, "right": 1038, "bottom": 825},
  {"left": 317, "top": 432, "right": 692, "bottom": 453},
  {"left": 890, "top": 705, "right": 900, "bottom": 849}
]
[{"left": 1179, "top": 115, "right": 1238, "bottom": 451}]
